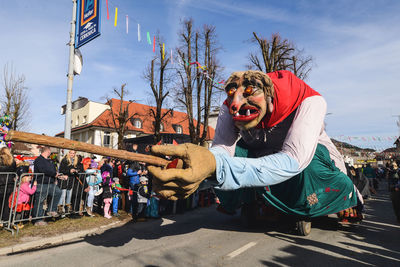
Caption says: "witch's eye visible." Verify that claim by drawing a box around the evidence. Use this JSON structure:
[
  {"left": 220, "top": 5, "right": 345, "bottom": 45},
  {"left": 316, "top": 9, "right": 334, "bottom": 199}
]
[
  {"left": 244, "top": 86, "right": 254, "bottom": 95},
  {"left": 227, "top": 88, "right": 236, "bottom": 97}
]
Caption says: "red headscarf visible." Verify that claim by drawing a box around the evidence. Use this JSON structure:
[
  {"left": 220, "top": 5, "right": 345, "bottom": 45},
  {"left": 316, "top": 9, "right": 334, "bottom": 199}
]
[{"left": 259, "top": 70, "right": 320, "bottom": 128}]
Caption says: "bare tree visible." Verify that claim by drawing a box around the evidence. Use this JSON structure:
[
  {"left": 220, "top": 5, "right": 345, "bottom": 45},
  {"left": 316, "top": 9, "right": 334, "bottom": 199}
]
[
  {"left": 143, "top": 36, "right": 173, "bottom": 143},
  {"left": 1, "top": 63, "right": 30, "bottom": 130},
  {"left": 175, "top": 18, "right": 223, "bottom": 145},
  {"left": 105, "top": 84, "right": 137, "bottom": 149},
  {"left": 248, "top": 32, "right": 312, "bottom": 80}
]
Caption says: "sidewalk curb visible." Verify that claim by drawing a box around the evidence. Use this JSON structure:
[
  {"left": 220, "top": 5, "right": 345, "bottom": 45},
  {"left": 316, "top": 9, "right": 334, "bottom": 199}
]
[{"left": 0, "top": 219, "right": 130, "bottom": 256}]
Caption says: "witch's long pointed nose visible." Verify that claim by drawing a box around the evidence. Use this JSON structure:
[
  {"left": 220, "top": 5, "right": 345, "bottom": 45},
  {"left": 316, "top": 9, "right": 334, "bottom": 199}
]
[{"left": 229, "top": 90, "right": 244, "bottom": 115}]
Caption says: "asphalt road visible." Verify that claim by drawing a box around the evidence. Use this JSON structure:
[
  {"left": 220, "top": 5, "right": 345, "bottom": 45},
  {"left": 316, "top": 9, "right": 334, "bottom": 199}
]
[{"left": 1, "top": 182, "right": 400, "bottom": 267}]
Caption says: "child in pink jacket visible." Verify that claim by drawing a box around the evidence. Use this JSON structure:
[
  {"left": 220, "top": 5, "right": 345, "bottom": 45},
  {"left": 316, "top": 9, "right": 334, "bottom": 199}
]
[{"left": 13, "top": 174, "right": 37, "bottom": 228}]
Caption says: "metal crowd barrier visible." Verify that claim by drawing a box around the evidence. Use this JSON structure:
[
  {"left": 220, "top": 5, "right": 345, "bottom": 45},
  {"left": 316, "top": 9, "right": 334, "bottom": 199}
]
[
  {"left": 1, "top": 172, "right": 91, "bottom": 235},
  {"left": 0, "top": 172, "right": 18, "bottom": 232},
  {"left": 1, "top": 171, "right": 216, "bottom": 236}
]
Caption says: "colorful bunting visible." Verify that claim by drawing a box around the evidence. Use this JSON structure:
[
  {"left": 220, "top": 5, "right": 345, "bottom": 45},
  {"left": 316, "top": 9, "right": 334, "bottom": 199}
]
[
  {"left": 103, "top": 0, "right": 227, "bottom": 89},
  {"left": 147, "top": 32, "right": 151, "bottom": 45},
  {"left": 106, "top": 0, "right": 110, "bottom": 20},
  {"left": 126, "top": 15, "right": 128, "bottom": 34},
  {"left": 114, "top": 7, "right": 118, "bottom": 27},
  {"left": 182, "top": 59, "right": 225, "bottom": 88},
  {"left": 332, "top": 135, "right": 399, "bottom": 143}
]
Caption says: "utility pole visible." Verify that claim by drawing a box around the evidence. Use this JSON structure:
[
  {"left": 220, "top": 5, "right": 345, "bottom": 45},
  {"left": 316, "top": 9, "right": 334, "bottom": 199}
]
[{"left": 64, "top": 0, "right": 77, "bottom": 140}]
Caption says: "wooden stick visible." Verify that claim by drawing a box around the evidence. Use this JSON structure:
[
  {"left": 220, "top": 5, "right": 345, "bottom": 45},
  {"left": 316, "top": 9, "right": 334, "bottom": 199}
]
[{"left": 5, "top": 130, "right": 169, "bottom": 167}]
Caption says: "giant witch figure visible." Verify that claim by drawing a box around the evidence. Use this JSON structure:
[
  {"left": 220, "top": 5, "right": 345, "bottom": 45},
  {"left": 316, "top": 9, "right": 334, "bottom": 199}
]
[{"left": 149, "top": 70, "right": 363, "bottom": 219}]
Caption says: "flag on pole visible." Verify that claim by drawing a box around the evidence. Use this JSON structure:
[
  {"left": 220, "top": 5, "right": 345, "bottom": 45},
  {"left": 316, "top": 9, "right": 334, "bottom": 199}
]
[
  {"left": 153, "top": 36, "right": 156, "bottom": 52},
  {"left": 137, "top": 24, "right": 141, "bottom": 41},
  {"left": 126, "top": 15, "right": 128, "bottom": 34},
  {"left": 114, "top": 7, "right": 118, "bottom": 27},
  {"left": 162, "top": 43, "right": 165, "bottom": 60}
]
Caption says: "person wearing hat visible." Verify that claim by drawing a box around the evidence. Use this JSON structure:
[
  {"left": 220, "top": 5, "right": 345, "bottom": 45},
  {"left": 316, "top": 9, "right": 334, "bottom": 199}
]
[
  {"left": 85, "top": 161, "right": 102, "bottom": 217},
  {"left": 111, "top": 177, "right": 123, "bottom": 217},
  {"left": 15, "top": 155, "right": 31, "bottom": 179},
  {"left": 101, "top": 171, "right": 112, "bottom": 219},
  {"left": 134, "top": 176, "right": 150, "bottom": 222}
]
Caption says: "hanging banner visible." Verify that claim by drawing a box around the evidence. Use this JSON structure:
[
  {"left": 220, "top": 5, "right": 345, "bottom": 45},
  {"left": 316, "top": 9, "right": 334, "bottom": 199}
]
[{"left": 75, "top": 0, "right": 101, "bottom": 48}]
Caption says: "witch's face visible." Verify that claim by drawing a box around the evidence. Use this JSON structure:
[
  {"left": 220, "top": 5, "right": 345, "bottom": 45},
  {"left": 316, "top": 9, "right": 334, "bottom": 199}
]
[{"left": 225, "top": 76, "right": 267, "bottom": 130}]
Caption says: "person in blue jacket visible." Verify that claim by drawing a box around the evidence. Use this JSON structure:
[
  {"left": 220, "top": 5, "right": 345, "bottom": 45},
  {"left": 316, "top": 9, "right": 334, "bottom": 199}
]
[{"left": 126, "top": 161, "right": 142, "bottom": 216}]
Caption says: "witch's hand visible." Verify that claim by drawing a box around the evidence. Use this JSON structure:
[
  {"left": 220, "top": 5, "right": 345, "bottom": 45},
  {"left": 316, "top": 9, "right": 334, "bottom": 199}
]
[{"left": 148, "top": 143, "right": 216, "bottom": 200}]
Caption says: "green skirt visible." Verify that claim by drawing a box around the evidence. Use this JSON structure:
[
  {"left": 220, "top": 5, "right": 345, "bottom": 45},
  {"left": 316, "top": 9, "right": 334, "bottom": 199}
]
[{"left": 215, "top": 143, "right": 357, "bottom": 218}]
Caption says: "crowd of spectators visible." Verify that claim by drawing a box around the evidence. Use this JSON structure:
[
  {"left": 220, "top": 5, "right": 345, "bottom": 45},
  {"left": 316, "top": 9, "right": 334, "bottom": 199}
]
[
  {"left": 345, "top": 160, "right": 400, "bottom": 223},
  {"left": 0, "top": 144, "right": 216, "bottom": 230}
]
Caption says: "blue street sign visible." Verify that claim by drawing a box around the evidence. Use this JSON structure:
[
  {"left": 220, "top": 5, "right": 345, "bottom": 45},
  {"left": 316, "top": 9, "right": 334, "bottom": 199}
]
[{"left": 75, "top": 0, "right": 101, "bottom": 48}]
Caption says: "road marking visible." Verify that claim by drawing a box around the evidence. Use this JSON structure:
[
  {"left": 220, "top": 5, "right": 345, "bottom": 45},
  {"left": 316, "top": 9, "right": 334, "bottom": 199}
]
[
  {"left": 227, "top": 242, "right": 257, "bottom": 259},
  {"left": 160, "top": 218, "right": 175, "bottom": 226}
]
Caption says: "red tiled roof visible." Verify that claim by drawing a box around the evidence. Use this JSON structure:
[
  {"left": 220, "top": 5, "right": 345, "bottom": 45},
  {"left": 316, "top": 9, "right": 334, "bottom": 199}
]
[{"left": 57, "top": 99, "right": 215, "bottom": 141}]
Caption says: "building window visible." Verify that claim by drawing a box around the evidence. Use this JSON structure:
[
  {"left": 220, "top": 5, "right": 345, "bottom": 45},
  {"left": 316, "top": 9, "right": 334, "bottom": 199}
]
[
  {"left": 76, "top": 116, "right": 79, "bottom": 126},
  {"left": 103, "top": 131, "right": 111, "bottom": 147},
  {"left": 152, "top": 121, "right": 164, "bottom": 132},
  {"left": 174, "top": 125, "right": 183, "bottom": 134},
  {"left": 132, "top": 118, "right": 142, "bottom": 129},
  {"left": 83, "top": 115, "right": 87, "bottom": 124}
]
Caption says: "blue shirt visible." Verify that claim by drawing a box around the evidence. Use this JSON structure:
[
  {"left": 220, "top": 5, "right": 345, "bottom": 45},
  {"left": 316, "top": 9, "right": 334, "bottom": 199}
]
[{"left": 127, "top": 168, "right": 140, "bottom": 184}]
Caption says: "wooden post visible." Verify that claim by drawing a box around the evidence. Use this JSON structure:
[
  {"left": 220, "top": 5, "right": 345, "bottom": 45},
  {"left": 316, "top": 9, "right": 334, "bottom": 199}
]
[{"left": 5, "top": 130, "right": 169, "bottom": 167}]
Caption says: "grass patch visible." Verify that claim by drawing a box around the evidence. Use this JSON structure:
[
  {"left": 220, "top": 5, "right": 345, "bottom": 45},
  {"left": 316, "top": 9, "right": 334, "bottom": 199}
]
[{"left": 0, "top": 211, "right": 131, "bottom": 249}]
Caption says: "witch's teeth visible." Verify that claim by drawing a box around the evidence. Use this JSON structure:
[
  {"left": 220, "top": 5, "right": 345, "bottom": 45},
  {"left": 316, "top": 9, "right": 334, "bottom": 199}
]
[{"left": 246, "top": 109, "right": 251, "bottom": 116}]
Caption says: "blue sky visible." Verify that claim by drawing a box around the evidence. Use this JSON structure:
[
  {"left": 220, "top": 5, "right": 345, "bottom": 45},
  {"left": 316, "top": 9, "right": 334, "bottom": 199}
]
[{"left": 0, "top": 0, "right": 399, "bottom": 150}]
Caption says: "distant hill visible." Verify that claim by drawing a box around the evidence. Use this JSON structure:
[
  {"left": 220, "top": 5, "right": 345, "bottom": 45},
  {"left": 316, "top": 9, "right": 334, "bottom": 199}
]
[{"left": 331, "top": 139, "right": 375, "bottom": 152}]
